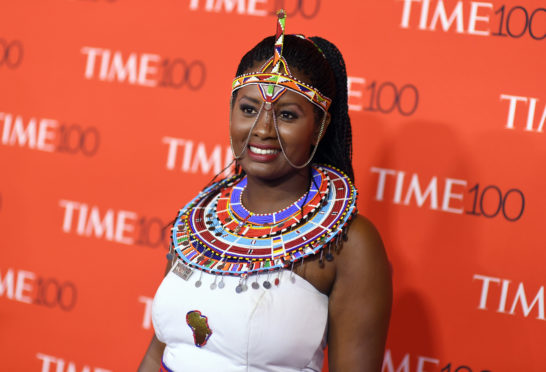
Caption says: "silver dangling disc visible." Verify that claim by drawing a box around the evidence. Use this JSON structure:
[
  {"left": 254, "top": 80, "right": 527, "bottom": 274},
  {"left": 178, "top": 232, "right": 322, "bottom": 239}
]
[
  {"left": 218, "top": 280, "right": 225, "bottom": 289},
  {"left": 195, "top": 280, "right": 202, "bottom": 288},
  {"left": 290, "top": 262, "right": 296, "bottom": 283},
  {"left": 252, "top": 282, "right": 260, "bottom": 289},
  {"left": 263, "top": 281, "right": 271, "bottom": 289},
  {"left": 235, "top": 284, "right": 243, "bottom": 293},
  {"left": 325, "top": 252, "right": 334, "bottom": 261},
  {"left": 210, "top": 282, "right": 217, "bottom": 290}
]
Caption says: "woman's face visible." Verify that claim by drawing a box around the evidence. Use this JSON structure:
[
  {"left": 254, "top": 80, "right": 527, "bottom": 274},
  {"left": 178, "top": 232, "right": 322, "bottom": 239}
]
[{"left": 230, "top": 67, "right": 326, "bottom": 181}]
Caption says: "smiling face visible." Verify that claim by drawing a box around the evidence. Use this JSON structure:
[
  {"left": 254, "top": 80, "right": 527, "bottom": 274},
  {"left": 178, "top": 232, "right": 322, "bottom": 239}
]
[{"left": 230, "top": 68, "right": 328, "bottom": 181}]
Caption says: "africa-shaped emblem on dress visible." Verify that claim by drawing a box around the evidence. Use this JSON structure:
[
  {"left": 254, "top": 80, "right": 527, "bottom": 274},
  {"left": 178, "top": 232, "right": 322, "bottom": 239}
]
[{"left": 186, "top": 310, "right": 212, "bottom": 347}]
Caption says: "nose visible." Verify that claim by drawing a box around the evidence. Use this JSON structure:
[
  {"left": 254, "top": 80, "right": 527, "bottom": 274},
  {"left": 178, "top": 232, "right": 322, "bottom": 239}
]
[{"left": 252, "top": 104, "right": 277, "bottom": 139}]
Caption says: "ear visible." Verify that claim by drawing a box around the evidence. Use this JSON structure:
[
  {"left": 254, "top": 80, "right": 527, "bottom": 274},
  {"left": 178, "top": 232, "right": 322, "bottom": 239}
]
[{"left": 312, "top": 112, "right": 331, "bottom": 146}]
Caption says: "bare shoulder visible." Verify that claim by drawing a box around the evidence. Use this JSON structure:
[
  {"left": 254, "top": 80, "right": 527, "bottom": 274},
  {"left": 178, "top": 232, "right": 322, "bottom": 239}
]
[
  {"left": 337, "top": 214, "right": 389, "bottom": 273},
  {"left": 331, "top": 213, "right": 392, "bottom": 309},
  {"left": 346, "top": 214, "right": 383, "bottom": 246}
]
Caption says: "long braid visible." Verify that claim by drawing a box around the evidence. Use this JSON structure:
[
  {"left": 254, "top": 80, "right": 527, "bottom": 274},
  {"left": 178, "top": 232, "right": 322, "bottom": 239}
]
[{"left": 309, "top": 37, "right": 354, "bottom": 181}]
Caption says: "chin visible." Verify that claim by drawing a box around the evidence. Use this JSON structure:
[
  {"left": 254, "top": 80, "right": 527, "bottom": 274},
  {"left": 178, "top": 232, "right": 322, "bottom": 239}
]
[
  {"left": 240, "top": 160, "right": 307, "bottom": 182},
  {"left": 240, "top": 161, "right": 282, "bottom": 179}
]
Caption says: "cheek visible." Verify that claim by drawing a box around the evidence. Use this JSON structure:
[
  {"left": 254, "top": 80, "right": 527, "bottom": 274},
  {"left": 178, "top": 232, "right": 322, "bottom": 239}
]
[
  {"left": 230, "top": 115, "right": 252, "bottom": 140},
  {"left": 278, "top": 121, "right": 316, "bottom": 147}
]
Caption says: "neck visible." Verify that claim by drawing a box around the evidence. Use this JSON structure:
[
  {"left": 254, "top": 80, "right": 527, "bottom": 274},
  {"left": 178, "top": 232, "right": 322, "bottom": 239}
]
[{"left": 242, "top": 167, "right": 311, "bottom": 215}]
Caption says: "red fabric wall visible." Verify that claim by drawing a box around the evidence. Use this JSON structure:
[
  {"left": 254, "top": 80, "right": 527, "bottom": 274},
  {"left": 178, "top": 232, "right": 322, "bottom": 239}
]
[{"left": 1, "top": 1, "right": 545, "bottom": 371}]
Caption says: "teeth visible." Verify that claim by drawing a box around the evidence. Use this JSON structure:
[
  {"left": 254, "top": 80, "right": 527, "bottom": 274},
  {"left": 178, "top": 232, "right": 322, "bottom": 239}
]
[{"left": 249, "top": 146, "right": 280, "bottom": 155}]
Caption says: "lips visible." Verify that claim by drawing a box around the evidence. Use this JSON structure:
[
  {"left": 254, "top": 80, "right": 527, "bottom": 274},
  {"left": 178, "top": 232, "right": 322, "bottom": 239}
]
[
  {"left": 249, "top": 145, "right": 280, "bottom": 155},
  {"left": 247, "top": 144, "right": 281, "bottom": 162}
]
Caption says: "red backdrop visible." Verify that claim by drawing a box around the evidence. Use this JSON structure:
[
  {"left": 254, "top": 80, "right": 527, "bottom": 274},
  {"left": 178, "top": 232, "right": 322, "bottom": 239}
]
[{"left": 1, "top": 1, "right": 545, "bottom": 371}]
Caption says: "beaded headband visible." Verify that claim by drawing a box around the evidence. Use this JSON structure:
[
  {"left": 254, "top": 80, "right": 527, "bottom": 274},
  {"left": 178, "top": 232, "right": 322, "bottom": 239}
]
[{"left": 231, "top": 10, "right": 332, "bottom": 112}]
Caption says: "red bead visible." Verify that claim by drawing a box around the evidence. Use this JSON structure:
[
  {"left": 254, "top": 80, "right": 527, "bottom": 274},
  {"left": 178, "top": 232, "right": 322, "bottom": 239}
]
[{"left": 274, "top": 278, "right": 280, "bottom": 286}]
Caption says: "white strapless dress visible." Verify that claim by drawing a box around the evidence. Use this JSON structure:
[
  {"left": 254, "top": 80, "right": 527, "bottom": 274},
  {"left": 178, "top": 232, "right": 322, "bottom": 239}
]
[{"left": 152, "top": 261, "right": 328, "bottom": 372}]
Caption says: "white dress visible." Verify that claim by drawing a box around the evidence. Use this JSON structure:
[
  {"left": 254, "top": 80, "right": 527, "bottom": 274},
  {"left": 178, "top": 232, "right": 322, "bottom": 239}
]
[{"left": 152, "top": 261, "right": 328, "bottom": 372}]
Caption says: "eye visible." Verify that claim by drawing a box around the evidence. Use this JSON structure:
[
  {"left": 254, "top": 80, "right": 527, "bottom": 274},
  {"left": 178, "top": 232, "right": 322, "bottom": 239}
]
[
  {"left": 239, "top": 103, "right": 258, "bottom": 116},
  {"left": 279, "top": 110, "right": 298, "bottom": 121}
]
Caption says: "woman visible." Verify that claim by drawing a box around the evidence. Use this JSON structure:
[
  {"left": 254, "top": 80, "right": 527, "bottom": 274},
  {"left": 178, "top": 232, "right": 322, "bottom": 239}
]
[{"left": 139, "top": 11, "right": 391, "bottom": 372}]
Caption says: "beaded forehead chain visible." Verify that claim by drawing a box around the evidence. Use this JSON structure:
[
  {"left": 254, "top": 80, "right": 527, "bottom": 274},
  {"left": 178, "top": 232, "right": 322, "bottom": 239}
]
[{"left": 230, "top": 10, "right": 332, "bottom": 169}]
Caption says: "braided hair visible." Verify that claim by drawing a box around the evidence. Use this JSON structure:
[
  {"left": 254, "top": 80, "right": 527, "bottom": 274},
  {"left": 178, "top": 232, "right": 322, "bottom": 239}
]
[{"left": 234, "top": 35, "right": 354, "bottom": 181}]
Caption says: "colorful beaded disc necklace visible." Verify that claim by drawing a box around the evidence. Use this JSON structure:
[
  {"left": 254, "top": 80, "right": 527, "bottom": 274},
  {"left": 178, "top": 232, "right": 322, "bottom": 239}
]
[{"left": 171, "top": 164, "right": 357, "bottom": 288}]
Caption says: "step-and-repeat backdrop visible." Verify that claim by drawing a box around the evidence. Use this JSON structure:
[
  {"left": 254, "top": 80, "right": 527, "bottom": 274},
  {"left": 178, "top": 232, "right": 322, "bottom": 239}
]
[{"left": 1, "top": 1, "right": 544, "bottom": 371}]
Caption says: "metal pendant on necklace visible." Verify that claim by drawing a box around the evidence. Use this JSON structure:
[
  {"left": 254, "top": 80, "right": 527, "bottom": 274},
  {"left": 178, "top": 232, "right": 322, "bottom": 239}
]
[{"left": 172, "top": 261, "right": 194, "bottom": 281}]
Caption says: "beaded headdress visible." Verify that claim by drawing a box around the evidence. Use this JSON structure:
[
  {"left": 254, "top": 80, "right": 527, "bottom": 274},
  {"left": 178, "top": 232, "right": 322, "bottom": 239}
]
[{"left": 230, "top": 10, "right": 332, "bottom": 169}]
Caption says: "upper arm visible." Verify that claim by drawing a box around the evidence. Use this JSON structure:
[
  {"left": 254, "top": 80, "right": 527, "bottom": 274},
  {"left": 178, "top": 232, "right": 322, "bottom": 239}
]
[
  {"left": 327, "top": 215, "right": 392, "bottom": 372},
  {"left": 138, "top": 257, "right": 172, "bottom": 370},
  {"left": 137, "top": 335, "right": 166, "bottom": 372}
]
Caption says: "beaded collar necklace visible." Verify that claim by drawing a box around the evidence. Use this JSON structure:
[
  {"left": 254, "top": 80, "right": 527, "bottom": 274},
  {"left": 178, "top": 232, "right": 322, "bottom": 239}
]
[{"left": 170, "top": 164, "right": 357, "bottom": 292}]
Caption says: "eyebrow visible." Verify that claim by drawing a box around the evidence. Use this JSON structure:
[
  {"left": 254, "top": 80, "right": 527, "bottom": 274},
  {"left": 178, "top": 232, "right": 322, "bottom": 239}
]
[
  {"left": 240, "top": 95, "right": 261, "bottom": 105},
  {"left": 276, "top": 102, "right": 304, "bottom": 112}
]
